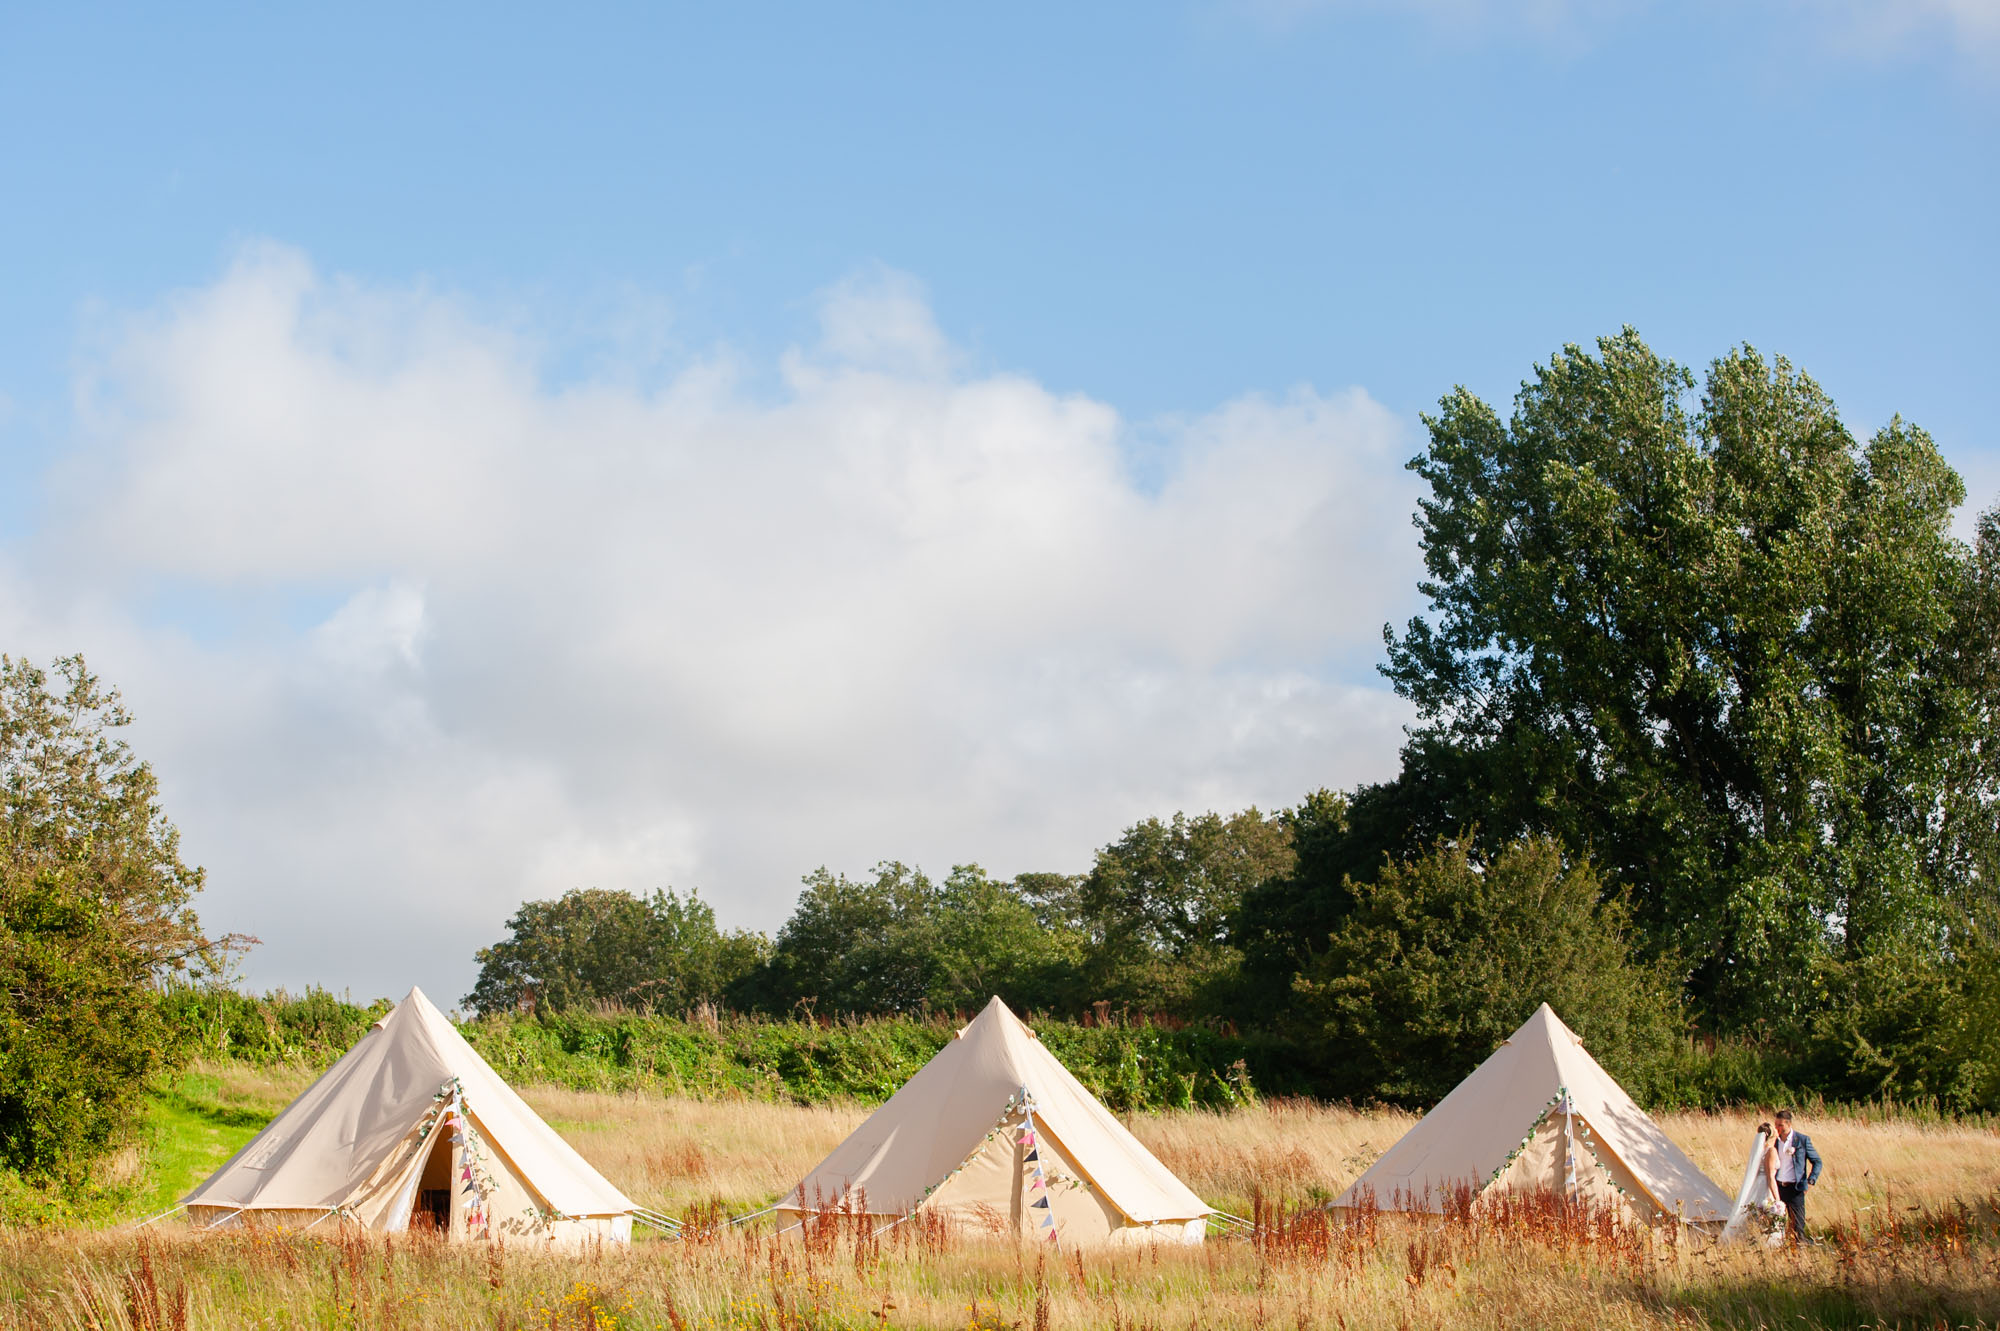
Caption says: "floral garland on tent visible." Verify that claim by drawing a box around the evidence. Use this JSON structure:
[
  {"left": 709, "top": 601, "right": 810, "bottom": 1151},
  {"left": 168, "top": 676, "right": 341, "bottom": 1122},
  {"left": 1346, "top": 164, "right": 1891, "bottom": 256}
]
[
  {"left": 1481, "top": 1087, "right": 1655, "bottom": 1218},
  {"left": 430, "top": 1079, "right": 505, "bottom": 1238},
  {"left": 918, "top": 1090, "right": 1032, "bottom": 1204}
]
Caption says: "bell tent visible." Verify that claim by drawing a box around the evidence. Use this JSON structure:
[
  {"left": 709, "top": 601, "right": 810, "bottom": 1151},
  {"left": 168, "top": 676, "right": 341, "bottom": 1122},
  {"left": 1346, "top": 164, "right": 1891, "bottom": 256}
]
[
  {"left": 1331, "top": 1004, "right": 1731, "bottom": 1228},
  {"left": 182, "top": 986, "right": 640, "bottom": 1246},
  {"left": 780, "top": 996, "right": 1211, "bottom": 1245}
]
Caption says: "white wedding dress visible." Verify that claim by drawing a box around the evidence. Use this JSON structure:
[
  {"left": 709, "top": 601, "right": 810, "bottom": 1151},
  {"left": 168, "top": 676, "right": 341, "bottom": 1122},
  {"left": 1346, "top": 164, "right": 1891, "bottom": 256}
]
[{"left": 1719, "top": 1126, "right": 1784, "bottom": 1244}]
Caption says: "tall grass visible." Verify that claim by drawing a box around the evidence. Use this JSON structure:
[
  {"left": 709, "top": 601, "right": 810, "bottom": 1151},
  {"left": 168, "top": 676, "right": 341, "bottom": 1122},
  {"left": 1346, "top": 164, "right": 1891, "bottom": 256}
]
[
  {"left": 8, "top": 1078, "right": 2000, "bottom": 1328},
  {"left": 5, "top": 1181, "right": 1996, "bottom": 1330}
]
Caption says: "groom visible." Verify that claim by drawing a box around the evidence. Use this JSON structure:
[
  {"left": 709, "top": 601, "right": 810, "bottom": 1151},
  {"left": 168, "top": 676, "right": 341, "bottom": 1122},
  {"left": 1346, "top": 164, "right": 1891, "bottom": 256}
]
[{"left": 1772, "top": 1109, "right": 1823, "bottom": 1242}]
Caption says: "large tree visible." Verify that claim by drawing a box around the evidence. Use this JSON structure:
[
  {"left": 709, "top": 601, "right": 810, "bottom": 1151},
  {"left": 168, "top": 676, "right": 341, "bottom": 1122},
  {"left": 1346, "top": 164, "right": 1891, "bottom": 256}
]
[
  {"left": 1075, "top": 808, "right": 1295, "bottom": 1017},
  {"left": 743, "top": 862, "right": 1078, "bottom": 1017},
  {"left": 0, "top": 656, "right": 229, "bottom": 1178},
  {"left": 465, "top": 887, "right": 766, "bottom": 1016},
  {"left": 1383, "top": 330, "right": 1997, "bottom": 1024}
]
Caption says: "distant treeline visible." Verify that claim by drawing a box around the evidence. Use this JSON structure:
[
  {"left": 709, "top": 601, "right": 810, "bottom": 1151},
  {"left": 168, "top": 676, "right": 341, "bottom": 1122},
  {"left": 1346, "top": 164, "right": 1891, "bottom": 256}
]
[{"left": 157, "top": 984, "right": 1958, "bottom": 1118}]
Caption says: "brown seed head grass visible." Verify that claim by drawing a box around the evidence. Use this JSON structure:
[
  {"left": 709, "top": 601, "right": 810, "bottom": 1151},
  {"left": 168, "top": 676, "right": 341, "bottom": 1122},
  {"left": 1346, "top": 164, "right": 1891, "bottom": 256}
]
[{"left": 12, "top": 1078, "right": 1999, "bottom": 1330}]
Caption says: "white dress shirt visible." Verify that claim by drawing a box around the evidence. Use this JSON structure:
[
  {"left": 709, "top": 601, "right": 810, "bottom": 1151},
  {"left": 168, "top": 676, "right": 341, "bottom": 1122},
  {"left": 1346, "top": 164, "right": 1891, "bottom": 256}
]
[{"left": 1774, "top": 1133, "right": 1800, "bottom": 1184}]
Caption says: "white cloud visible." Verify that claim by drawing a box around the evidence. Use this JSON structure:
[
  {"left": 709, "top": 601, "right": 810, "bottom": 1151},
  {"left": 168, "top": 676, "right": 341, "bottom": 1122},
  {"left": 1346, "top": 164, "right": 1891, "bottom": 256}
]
[{"left": 6, "top": 244, "right": 1422, "bottom": 1002}]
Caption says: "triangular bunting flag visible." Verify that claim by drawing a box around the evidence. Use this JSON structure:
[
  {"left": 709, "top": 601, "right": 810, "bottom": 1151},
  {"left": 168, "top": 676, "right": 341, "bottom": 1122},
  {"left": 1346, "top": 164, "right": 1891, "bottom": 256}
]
[
  {"left": 1024, "top": 1149, "right": 1039, "bottom": 1162},
  {"left": 1032, "top": 1196, "right": 1050, "bottom": 1209}
]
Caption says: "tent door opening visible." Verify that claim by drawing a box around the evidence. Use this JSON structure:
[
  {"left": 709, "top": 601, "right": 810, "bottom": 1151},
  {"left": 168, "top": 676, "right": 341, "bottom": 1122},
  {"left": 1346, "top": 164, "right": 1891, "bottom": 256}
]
[{"left": 412, "top": 1129, "right": 454, "bottom": 1233}]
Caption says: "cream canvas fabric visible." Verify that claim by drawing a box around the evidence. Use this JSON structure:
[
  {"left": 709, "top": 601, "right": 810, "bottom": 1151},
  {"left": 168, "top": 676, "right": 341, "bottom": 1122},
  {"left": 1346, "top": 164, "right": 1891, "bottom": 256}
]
[
  {"left": 182, "top": 987, "right": 635, "bottom": 1247},
  {"left": 780, "top": 997, "right": 1210, "bottom": 1246},
  {"left": 1332, "top": 1004, "right": 1731, "bottom": 1227}
]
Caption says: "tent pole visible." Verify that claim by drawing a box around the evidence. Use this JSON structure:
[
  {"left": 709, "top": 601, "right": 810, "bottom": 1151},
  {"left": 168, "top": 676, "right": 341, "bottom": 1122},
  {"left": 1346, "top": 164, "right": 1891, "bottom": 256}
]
[{"left": 1562, "top": 1092, "right": 1577, "bottom": 1203}]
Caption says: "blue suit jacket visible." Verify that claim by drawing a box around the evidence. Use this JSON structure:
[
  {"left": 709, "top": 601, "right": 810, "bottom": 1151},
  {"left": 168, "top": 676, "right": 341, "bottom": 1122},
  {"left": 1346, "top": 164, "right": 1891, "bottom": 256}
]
[{"left": 1778, "top": 1130, "right": 1823, "bottom": 1187}]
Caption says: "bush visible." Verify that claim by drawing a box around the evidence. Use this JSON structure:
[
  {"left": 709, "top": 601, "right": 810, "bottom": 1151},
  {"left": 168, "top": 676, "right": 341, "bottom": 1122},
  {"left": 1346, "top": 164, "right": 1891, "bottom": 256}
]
[
  {"left": 160, "top": 989, "right": 1309, "bottom": 1111},
  {"left": 1292, "top": 837, "right": 1687, "bottom": 1106},
  {"left": 0, "top": 848, "right": 181, "bottom": 1181},
  {"left": 159, "top": 982, "right": 1967, "bottom": 1116},
  {"left": 1799, "top": 909, "right": 2000, "bottom": 1114},
  {"left": 155, "top": 984, "right": 392, "bottom": 1065}
]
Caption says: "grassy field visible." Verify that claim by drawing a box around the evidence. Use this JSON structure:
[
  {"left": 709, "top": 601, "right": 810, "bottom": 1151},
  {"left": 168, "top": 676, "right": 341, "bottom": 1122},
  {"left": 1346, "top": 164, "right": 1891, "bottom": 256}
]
[{"left": 5, "top": 1061, "right": 1999, "bottom": 1329}]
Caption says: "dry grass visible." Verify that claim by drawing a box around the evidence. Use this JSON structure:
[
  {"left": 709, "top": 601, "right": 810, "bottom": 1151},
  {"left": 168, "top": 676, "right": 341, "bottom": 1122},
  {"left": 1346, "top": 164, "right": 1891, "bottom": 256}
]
[
  {"left": 521, "top": 1083, "right": 2000, "bottom": 1226},
  {"left": 12, "top": 1068, "right": 1996, "bottom": 1329},
  {"left": 6, "top": 1185, "right": 1998, "bottom": 1330},
  {"left": 1133, "top": 1099, "right": 1419, "bottom": 1213},
  {"left": 529, "top": 1086, "right": 871, "bottom": 1217}
]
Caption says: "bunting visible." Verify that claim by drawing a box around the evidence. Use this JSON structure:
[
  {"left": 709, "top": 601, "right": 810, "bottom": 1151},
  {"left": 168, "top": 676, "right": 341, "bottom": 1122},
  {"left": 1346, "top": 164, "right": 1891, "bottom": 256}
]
[
  {"left": 1015, "top": 1086, "right": 1058, "bottom": 1245},
  {"left": 432, "top": 1078, "right": 493, "bottom": 1238}
]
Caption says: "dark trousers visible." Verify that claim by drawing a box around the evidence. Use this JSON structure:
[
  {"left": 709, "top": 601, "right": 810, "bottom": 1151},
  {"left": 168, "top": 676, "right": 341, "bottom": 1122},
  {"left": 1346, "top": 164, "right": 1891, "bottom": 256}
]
[{"left": 1778, "top": 1181, "right": 1808, "bottom": 1242}]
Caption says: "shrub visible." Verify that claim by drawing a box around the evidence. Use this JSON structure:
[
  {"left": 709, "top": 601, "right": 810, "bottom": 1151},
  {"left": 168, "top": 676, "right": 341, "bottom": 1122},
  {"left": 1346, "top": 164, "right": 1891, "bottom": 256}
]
[{"left": 1293, "top": 836, "right": 1686, "bottom": 1106}]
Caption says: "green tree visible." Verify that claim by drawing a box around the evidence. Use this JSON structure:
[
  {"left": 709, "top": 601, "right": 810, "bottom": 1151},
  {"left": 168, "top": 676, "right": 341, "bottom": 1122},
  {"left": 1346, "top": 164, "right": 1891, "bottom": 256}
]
[
  {"left": 0, "top": 656, "right": 227, "bottom": 1179},
  {"left": 465, "top": 888, "right": 765, "bottom": 1016},
  {"left": 1076, "top": 808, "right": 1295, "bottom": 1017},
  {"left": 1382, "top": 330, "right": 1995, "bottom": 1024},
  {"left": 743, "top": 863, "right": 937, "bottom": 1015},
  {"left": 1231, "top": 780, "right": 1470, "bottom": 1018},
  {"left": 1293, "top": 836, "right": 1683, "bottom": 1106},
  {"left": 743, "top": 862, "right": 1082, "bottom": 1017},
  {"left": 927, "top": 865, "right": 1082, "bottom": 1013}
]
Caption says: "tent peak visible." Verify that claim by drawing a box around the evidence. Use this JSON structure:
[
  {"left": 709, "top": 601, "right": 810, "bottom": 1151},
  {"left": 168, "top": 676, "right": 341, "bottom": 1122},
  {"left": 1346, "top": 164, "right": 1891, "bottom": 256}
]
[
  {"left": 1515, "top": 1003, "right": 1577, "bottom": 1044},
  {"left": 959, "top": 995, "right": 1019, "bottom": 1039},
  {"left": 375, "top": 986, "right": 450, "bottom": 1031}
]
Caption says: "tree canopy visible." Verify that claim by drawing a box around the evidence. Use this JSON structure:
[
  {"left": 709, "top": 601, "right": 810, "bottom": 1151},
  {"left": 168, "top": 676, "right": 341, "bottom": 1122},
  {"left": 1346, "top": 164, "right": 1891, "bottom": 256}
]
[
  {"left": 738, "top": 862, "right": 1079, "bottom": 1017},
  {"left": 465, "top": 888, "right": 766, "bottom": 1017},
  {"left": 1381, "top": 330, "right": 1999, "bottom": 1025}
]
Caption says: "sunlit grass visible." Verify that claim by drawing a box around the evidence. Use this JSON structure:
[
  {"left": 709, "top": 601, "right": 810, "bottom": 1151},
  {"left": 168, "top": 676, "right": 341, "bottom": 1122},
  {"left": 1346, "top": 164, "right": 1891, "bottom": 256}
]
[
  {"left": 7, "top": 1183, "right": 1998, "bottom": 1330},
  {"left": 25, "top": 1062, "right": 1995, "bottom": 1329}
]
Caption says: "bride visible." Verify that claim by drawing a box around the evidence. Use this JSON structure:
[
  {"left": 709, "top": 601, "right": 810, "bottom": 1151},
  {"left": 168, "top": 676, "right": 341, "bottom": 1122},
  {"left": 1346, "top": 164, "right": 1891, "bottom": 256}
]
[{"left": 1720, "top": 1121, "right": 1786, "bottom": 1244}]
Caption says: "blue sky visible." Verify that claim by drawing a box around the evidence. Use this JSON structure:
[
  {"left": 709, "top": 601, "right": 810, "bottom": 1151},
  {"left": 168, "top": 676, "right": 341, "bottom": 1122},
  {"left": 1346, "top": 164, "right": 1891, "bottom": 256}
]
[
  {"left": 7, "top": 4, "right": 1995, "bottom": 456},
  {"left": 1, "top": 2, "right": 1994, "bottom": 999}
]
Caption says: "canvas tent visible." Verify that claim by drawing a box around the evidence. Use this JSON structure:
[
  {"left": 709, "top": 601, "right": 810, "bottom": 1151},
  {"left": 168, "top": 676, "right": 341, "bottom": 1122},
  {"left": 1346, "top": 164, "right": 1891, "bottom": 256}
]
[
  {"left": 182, "top": 987, "right": 638, "bottom": 1246},
  {"left": 780, "top": 997, "right": 1211, "bottom": 1245},
  {"left": 1331, "top": 1004, "right": 1732, "bottom": 1228}
]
